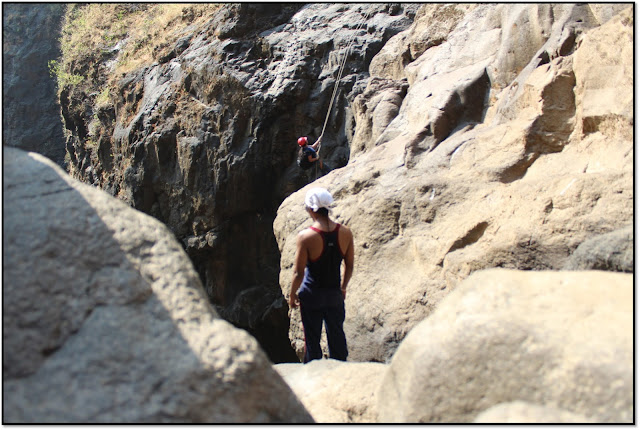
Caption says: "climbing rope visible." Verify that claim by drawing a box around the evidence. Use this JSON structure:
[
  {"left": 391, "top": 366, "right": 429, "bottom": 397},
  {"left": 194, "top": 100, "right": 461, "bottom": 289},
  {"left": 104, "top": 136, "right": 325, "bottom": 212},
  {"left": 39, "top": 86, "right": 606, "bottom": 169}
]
[
  {"left": 317, "top": 7, "right": 373, "bottom": 155},
  {"left": 310, "top": 6, "right": 373, "bottom": 182}
]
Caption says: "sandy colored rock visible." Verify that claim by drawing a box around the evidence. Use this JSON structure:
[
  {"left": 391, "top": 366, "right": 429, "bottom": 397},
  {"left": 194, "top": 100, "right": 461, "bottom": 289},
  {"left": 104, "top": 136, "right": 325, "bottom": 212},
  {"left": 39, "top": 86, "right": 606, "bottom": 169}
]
[
  {"left": 377, "top": 269, "right": 633, "bottom": 423},
  {"left": 473, "top": 401, "right": 595, "bottom": 423},
  {"left": 573, "top": 6, "right": 633, "bottom": 140},
  {"left": 274, "top": 359, "right": 387, "bottom": 423},
  {"left": 369, "top": 4, "right": 476, "bottom": 81}
]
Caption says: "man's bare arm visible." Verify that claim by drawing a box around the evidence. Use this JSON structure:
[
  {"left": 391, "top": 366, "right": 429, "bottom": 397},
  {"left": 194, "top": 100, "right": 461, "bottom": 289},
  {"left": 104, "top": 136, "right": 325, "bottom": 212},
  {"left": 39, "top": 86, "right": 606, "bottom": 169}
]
[
  {"left": 341, "top": 229, "right": 354, "bottom": 298},
  {"left": 289, "top": 232, "right": 308, "bottom": 308}
]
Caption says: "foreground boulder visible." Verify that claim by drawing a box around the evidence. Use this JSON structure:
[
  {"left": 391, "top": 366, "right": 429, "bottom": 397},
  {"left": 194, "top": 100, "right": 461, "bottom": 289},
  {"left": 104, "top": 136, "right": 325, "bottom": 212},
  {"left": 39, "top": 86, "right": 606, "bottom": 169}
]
[
  {"left": 274, "top": 360, "right": 386, "bottom": 423},
  {"left": 377, "top": 268, "right": 633, "bottom": 423},
  {"left": 473, "top": 401, "right": 594, "bottom": 423},
  {"left": 3, "top": 148, "right": 312, "bottom": 423}
]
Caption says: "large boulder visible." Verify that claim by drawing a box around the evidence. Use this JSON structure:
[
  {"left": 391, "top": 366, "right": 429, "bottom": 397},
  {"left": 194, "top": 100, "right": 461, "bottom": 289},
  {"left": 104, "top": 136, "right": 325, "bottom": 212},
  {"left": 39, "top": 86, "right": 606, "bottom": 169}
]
[
  {"left": 274, "top": 360, "right": 386, "bottom": 423},
  {"left": 376, "top": 269, "right": 633, "bottom": 423},
  {"left": 275, "top": 4, "right": 633, "bottom": 363},
  {"left": 3, "top": 147, "right": 312, "bottom": 423}
]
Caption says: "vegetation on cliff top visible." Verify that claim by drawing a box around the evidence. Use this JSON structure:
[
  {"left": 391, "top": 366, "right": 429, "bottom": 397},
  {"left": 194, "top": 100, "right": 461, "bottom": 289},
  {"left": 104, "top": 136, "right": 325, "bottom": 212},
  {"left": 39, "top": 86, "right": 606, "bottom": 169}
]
[
  {"left": 52, "top": 3, "right": 219, "bottom": 96},
  {"left": 51, "top": 3, "right": 222, "bottom": 164}
]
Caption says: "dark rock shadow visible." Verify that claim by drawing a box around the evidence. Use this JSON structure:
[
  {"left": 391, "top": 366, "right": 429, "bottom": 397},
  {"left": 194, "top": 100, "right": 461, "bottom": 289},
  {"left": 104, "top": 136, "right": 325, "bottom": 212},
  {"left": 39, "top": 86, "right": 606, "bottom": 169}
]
[{"left": 3, "top": 4, "right": 67, "bottom": 166}]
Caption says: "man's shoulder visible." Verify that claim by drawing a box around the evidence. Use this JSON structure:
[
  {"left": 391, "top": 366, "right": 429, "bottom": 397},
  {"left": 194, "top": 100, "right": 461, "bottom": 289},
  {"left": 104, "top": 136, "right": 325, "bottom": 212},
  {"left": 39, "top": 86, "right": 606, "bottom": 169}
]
[
  {"left": 338, "top": 223, "right": 353, "bottom": 241},
  {"left": 338, "top": 223, "right": 352, "bottom": 234},
  {"left": 298, "top": 227, "right": 317, "bottom": 240}
]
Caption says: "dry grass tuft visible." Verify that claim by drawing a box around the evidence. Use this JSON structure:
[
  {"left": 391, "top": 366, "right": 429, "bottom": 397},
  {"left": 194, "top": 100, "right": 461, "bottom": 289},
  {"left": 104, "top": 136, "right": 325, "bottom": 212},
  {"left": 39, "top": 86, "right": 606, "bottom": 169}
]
[
  {"left": 55, "top": 3, "right": 221, "bottom": 168},
  {"left": 57, "top": 4, "right": 219, "bottom": 89}
]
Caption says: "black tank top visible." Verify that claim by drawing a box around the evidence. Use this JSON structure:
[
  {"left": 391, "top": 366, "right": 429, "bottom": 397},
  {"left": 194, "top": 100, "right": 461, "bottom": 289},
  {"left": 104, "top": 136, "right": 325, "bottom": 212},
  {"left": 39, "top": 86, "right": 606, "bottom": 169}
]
[{"left": 303, "top": 224, "right": 344, "bottom": 290}]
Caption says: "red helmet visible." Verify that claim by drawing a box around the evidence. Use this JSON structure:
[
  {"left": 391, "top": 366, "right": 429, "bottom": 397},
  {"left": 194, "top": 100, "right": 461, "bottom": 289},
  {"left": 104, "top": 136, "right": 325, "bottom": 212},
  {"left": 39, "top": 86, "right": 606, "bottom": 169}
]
[{"left": 297, "top": 136, "right": 308, "bottom": 146}]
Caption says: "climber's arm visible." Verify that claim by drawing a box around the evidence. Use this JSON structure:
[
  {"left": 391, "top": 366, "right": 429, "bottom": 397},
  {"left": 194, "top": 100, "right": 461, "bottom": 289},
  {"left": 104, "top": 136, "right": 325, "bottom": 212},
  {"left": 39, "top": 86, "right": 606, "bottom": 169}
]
[{"left": 311, "top": 136, "right": 322, "bottom": 151}]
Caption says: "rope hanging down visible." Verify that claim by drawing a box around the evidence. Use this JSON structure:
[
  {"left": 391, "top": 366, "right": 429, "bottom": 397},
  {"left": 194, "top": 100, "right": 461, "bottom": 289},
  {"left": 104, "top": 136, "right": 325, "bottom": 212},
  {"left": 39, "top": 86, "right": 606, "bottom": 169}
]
[{"left": 317, "top": 8, "right": 372, "bottom": 155}]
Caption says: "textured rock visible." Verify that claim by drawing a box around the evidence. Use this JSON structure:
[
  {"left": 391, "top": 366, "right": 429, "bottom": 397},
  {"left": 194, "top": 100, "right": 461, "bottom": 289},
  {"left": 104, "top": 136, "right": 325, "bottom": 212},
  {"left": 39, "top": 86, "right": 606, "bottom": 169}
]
[
  {"left": 3, "top": 147, "right": 312, "bottom": 423},
  {"left": 563, "top": 224, "right": 633, "bottom": 272},
  {"left": 473, "top": 401, "right": 595, "bottom": 423},
  {"left": 275, "top": 4, "right": 633, "bottom": 362},
  {"left": 351, "top": 77, "right": 409, "bottom": 155},
  {"left": 2, "top": 4, "right": 67, "bottom": 165},
  {"left": 369, "top": 4, "right": 477, "bottom": 81},
  {"left": 572, "top": 5, "right": 633, "bottom": 140},
  {"left": 274, "top": 360, "right": 386, "bottom": 423},
  {"left": 377, "top": 269, "right": 633, "bottom": 423}
]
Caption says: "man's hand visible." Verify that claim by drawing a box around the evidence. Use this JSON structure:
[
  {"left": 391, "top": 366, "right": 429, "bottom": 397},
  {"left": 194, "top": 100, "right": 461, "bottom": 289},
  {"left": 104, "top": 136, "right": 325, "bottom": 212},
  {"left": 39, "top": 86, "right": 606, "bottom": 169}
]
[
  {"left": 289, "top": 291, "right": 299, "bottom": 308},
  {"left": 311, "top": 136, "right": 322, "bottom": 150}
]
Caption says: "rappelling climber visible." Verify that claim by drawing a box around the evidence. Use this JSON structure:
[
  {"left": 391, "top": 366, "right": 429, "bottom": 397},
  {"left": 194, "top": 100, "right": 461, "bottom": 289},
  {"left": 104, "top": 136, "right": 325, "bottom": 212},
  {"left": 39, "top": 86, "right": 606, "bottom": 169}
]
[
  {"left": 297, "top": 136, "right": 331, "bottom": 177},
  {"left": 296, "top": 136, "right": 322, "bottom": 170}
]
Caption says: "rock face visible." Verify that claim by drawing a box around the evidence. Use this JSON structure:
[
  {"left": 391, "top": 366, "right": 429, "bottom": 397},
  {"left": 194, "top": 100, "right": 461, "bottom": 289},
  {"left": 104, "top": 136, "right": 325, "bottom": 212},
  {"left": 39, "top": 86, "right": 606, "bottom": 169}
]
[
  {"left": 55, "top": 3, "right": 419, "bottom": 361},
  {"left": 275, "top": 4, "right": 633, "bottom": 362},
  {"left": 274, "top": 360, "right": 386, "bottom": 423},
  {"left": 3, "top": 4, "right": 67, "bottom": 165},
  {"left": 376, "top": 269, "right": 633, "bottom": 423},
  {"left": 3, "top": 147, "right": 312, "bottom": 423}
]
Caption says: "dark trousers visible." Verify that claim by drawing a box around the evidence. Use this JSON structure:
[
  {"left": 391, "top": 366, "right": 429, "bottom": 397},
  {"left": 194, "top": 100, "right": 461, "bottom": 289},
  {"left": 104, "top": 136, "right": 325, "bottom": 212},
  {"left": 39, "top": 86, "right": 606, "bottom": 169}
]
[
  {"left": 305, "top": 161, "right": 331, "bottom": 179},
  {"left": 300, "top": 302, "right": 347, "bottom": 363}
]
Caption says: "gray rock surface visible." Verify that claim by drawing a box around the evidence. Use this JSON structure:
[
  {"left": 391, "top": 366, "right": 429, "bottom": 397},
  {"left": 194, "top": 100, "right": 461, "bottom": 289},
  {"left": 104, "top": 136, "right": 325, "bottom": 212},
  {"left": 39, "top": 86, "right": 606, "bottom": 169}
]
[
  {"left": 377, "top": 269, "right": 633, "bottom": 423},
  {"left": 563, "top": 224, "right": 633, "bottom": 273},
  {"left": 3, "top": 4, "right": 67, "bottom": 166},
  {"left": 3, "top": 147, "right": 312, "bottom": 423}
]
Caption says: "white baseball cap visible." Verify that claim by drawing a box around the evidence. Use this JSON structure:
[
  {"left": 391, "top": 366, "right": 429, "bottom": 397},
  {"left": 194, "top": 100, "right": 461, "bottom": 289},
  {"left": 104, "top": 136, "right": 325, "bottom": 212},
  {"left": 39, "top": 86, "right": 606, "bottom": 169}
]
[{"left": 305, "top": 187, "right": 334, "bottom": 212}]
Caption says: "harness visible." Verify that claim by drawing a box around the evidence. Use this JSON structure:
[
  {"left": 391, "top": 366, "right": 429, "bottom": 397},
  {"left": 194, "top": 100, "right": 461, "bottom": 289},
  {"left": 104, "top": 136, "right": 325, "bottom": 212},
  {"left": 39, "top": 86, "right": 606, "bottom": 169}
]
[{"left": 298, "top": 146, "right": 317, "bottom": 170}]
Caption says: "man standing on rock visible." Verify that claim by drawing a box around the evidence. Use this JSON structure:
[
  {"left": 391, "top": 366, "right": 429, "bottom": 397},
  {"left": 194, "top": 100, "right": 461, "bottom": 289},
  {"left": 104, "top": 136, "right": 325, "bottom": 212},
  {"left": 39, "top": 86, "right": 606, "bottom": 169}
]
[{"left": 289, "top": 187, "right": 354, "bottom": 363}]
